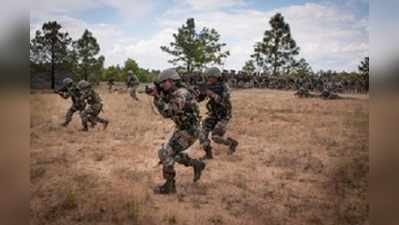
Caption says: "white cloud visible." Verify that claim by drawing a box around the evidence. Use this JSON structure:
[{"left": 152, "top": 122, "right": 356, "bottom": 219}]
[
  {"left": 30, "top": 1, "right": 368, "bottom": 71},
  {"left": 31, "top": 0, "right": 155, "bottom": 20},
  {"left": 177, "top": 0, "right": 245, "bottom": 10},
  {"left": 157, "top": 2, "right": 368, "bottom": 71},
  {"left": 30, "top": 14, "right": 136, "bottom": 66}
]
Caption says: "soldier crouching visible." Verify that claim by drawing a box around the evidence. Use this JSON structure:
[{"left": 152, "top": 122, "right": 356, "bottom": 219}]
[
  {"left": 77, "top": 80, "right": 109, "bottom": 131},
  {"left": 147, "top": 68, "right": 206, "bottom": 194},
  {"left": 55, "top": 77, "right": 87, "bottom": 128}
]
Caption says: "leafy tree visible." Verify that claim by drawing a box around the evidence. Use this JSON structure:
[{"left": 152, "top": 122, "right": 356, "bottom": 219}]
[
  {"left": 102, "top": 65, "right": 121, "bottom": 81},
  {"left": 118, "top": 58, "right": 157, "bottom": 83},
  {"left": 358, "top": 56, "right": 369, "bottom": 91},
  {"left": 359, "top": 57, "right": 369, "bottom": 76},
  {"left": 290, "top": 58, "right": 312, "bottom": 78},
  {"left": 121, "top": 58, "right": 140, "bottom": 81},
  {"left": 30, "top": 21, "right": 72, "bottom": 89},
  {"left": 73, "top": 29, "right": 103, "bottom": 81},
  {"left": 242, "top": 60, "right": 256, "bottom": 74},
  {"left": 161, "top": 18, "right": 230, "bottom": 73},
  {"left": 251, "top": 13, "right": 299, "bottom": 75}
]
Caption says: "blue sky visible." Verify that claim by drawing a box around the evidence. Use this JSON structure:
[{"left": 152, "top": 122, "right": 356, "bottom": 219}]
[{"left": 30, "top": 0, "right": 369, "bottom": 71}]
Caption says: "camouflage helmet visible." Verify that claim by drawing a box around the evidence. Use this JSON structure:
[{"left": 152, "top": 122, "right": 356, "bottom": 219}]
[
  {"left": 159, "top": 68, "right": 180, "bottom": 82},
  {"left": 62, "top": 77, "right": 73, "bottom": 86},
  {"left": 77, "top": 80, "right": 91, "bottom": 90},
  {"left": 205, "top": 67, "right": 221, "bottom": 78}
]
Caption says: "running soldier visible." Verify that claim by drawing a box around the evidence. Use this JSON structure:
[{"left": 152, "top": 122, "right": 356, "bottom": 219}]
[
  {"left": 197, "top": 67, "right": 239, "bottom": 160},
  {"left": 146, "top": 68, "right": 206, "bottom": 194},
  {"left": 107, "top": 76, "right": 115, "bottom": 93},
  {"left": 127, "top": 70, "right": 140, "bottom": 101},
  {"left": 55, "top": 77, "right": 87, "bottom": 127},
  {"left": 77, "top": 80, "right": 109, "bottom": 131}
]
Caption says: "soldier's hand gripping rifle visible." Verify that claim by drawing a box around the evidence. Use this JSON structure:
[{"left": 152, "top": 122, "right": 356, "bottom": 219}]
[
  {"left": 54, "top": 86, "right": 68, "bottom": 99},
  {"left": 194, "top": 82, "right": 225, "bottom": 102},
  {"left": 144, "top": 81, "right": 162, "bottom": 96}
]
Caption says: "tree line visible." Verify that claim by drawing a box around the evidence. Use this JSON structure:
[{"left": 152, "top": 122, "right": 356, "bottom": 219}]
[
  {"left": 30, "top": 13, "right": 368, "bottom": 90},
  {"left": 30, "top": 21, "right": 158, "bottom": 89},
  {"left": 161, "top": 13, "right": 368, "bottom": 88}
]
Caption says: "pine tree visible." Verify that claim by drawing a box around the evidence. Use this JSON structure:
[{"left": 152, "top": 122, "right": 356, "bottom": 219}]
[
  {"left": 73, "top": 29, "right": 103, "bottom": 81},
  {"left": 251, "top": 13, "right": 299, "bottom": 75},
  {"left": 30, "top": 21, "right": 72, "bottom": 89},
  {"left": 161, "top": 18, "right": 229, "bottom": 73}
]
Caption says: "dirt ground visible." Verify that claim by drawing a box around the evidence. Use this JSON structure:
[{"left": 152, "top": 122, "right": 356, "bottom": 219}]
[{"left": 30, "top": 87, "right": 369, "bottom": 225}]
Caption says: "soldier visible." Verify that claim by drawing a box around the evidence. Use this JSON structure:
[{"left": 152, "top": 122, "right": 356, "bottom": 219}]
[
  {"left": 77, "top": 80, "right": 109, "bottom": 131},
  {"left": 197, "top": 67, "right": 239, "bottom": 160},
  {"left": 55, "top": 77, "right": 87, "bottom": 127},
  {"left": 320, "top": 87, "right": 340, "bottom": 100},
  {"left": 147, "top": 68, "right": 206, "bottom": 194},
  {"left": 107, "top": 76, "right": 115, "bottom": 93},
  {"left": 127, "top": 70, "right": 140, "bottom": 101},
  {"left": 295, "top": 86, "right": 313, "bottom": 98}
]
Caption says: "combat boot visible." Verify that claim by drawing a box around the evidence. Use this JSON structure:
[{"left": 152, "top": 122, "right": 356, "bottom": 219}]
[
  {"left": 103, "top": 120, "right": 109, "bottom": 130},
  {"left": 200, "top": 146, "right": 213, "bottom": 160},
  {"left": 227, "top": 137, "right": 238, "bottom": 154},
  {"left": 89, "top": 121, "right": 97, "bottom": 128},
  {"left": 153, "top": 179, "right": 176, "bottom": 194},
  {"left": 193, "top": 160, "right": 206, "bottom": 182},
  {"left": 80, "top": 124, "right": 89, "bottom": 132}
]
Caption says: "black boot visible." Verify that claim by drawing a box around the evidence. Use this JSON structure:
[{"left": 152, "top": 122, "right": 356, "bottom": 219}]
[
  {"left": 153, "top": 179, "right": 176, "bottom": 194},
  {"left": 227, "top": 137, "right": 238, "bottom": 154},
  {"left": 102, "top": 120, "right": 109, "bottom": 130},
  {"left": 80, "top": 124, "right": 89, "bottom": 132},
  {"left": 193, "top": 160, "right": 205, "bottom": 182},
  {"left": 200, "top": 146, "right": 213, "bottom": 160}
]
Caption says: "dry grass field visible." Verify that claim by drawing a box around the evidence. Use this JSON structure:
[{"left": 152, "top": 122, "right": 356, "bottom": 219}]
[{"left": 30, "top": 87, "right": 368, "bottom": 225}]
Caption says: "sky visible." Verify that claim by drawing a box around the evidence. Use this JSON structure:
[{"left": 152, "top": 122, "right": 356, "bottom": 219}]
[{"left": 29, "top": 0, "right": 369, "bottom": 72}]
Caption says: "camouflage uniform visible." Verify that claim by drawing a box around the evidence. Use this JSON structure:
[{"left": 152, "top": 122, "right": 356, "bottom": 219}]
[
  {"left": 107, "top": 77, "right": 114, "bottom": 93},
  {"left": 78, "top": 80, "right": 109, "bottom": 131},
  {"left": 56, "top": 78, "right": 86, "bottom": 127},
  {"left": 127, "top": 70, "right": 140, "bottom": 100},
  {"left": 295, "top": 86, "right": 313, "bottom": 98},
  {"left": 152, "top": 68, "right": 205, "bottom": 194},
  {"left": 320, "top": 87, "right": 339, "bottom": 100},
  {"left": 198, "top": 67, "right": 238, "bottom": 160}
]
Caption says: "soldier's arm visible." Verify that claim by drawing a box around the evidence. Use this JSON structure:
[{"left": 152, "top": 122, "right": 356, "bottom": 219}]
[
  {"left": 210, "top": 84, "right": 230, "bottom": 104},
  {"left": 55, "top": 86, "right": 70, "bottom": 99},
  {"left": 155, "top": 90, "right": 187, "bottom": 117},
  {"left": 153, "top": 96, "right": 171, "bottom": 118}
]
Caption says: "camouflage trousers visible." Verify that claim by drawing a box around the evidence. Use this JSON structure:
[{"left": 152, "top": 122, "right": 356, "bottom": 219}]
[
  {"left": 199, "top": 117, "right": 233, "bottom": 149},
  {"left": 80, "top": 103, "right": 108, "bottom": 128},
  {"left": 64, "top": 104, "right": 82, "bottom": 126},
  {"left": 128, "top": 86, "right": 139, "bottom": 100},
  {"left": 158, "top": 127, "right": 199, "bottom": 181}
]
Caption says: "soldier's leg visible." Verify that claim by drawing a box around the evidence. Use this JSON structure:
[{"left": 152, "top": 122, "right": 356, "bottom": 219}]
[
  {"left": 211, "top": 119, "right": 239, "bottom": 154},
  {"left": 169, "top": 129, "right": 205, "bottom": 182},
  {"left": 88, "top": 105, "right": 109, "bottom": 130},
  {"left": 199, "top": 117, "right": 216, "bottom": 160},
  {"left": 79, "top": 110, "right": 89, "bottom": 131},
  {"left": 131, "top": 87, "right": 139, "bottom": 101},
  {"left": 62, "top": 106, "right": 77, "bottom": 127},
  {"left": 154, "top": 144, "right": 177, "bottom": 194}
]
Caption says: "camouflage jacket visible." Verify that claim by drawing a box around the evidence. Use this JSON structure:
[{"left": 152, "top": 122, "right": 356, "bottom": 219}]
[
  {"left": 127, "top": 75, "right": 139, "bottom": 87},
  {"left": 153, "top": 87, "right": 200, "bottom": 131},
  {"left": 204, "top": 82, "right": 232, "bottom": 120},
  {"left": 57, "top": 84, "right": 86, "bottom": 110},
  {"left": 81, "top": 88, "right": 103, "bottom": 106}
]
